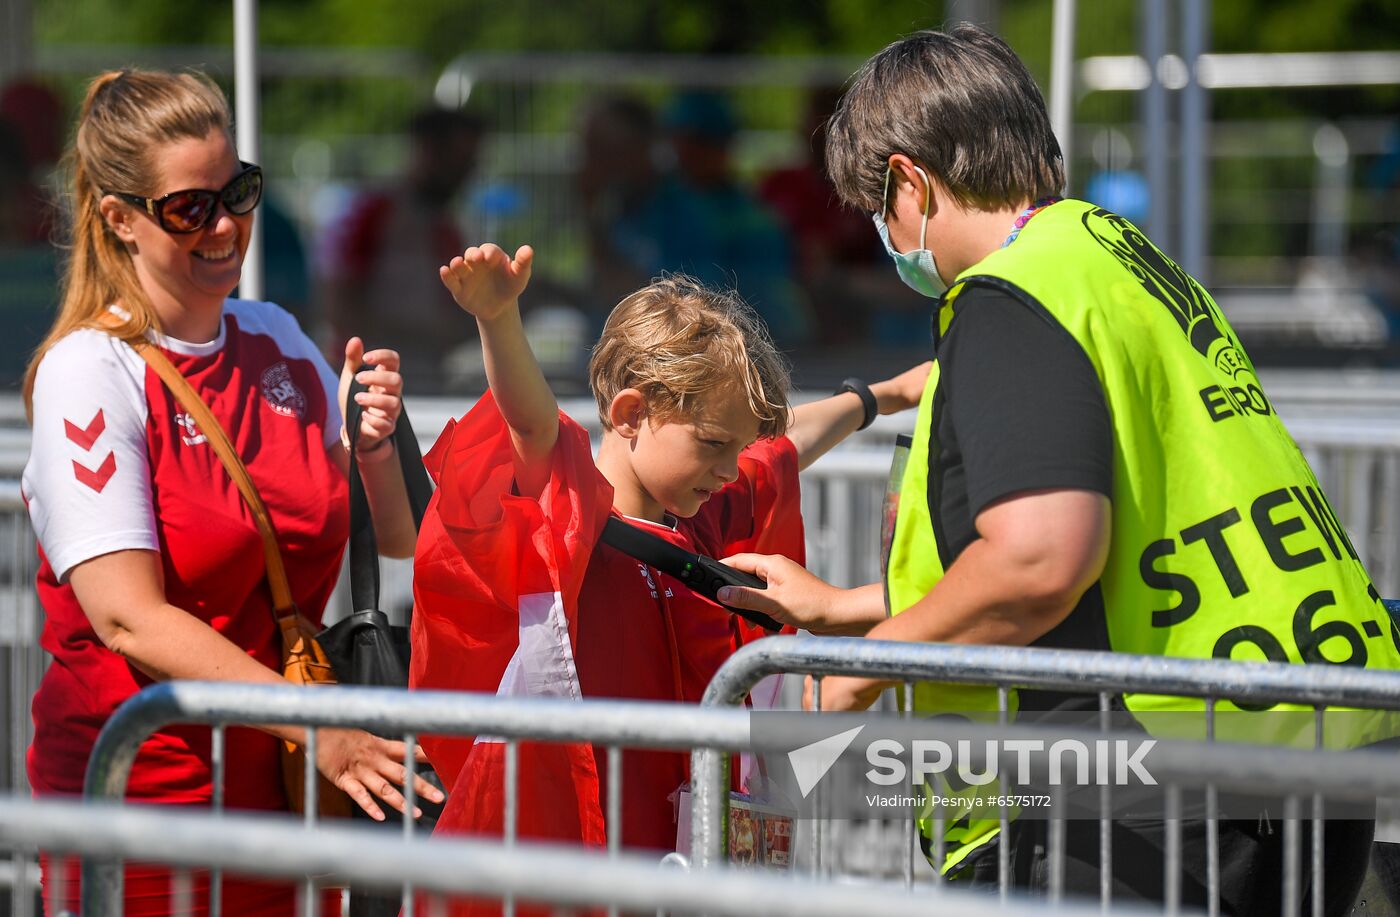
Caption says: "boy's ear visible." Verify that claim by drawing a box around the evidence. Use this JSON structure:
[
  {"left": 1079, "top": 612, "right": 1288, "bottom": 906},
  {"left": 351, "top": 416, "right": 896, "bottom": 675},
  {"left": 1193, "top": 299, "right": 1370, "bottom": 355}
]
[{"left": 608, "top": 388, "right": 647, "bottom": 439}]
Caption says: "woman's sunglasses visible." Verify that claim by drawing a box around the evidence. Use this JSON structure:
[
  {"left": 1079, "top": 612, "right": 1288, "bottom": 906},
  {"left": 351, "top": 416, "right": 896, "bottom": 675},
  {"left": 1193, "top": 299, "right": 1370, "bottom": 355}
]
[{"left": 106, "top": 162, "right": 263, "bottom": 234}]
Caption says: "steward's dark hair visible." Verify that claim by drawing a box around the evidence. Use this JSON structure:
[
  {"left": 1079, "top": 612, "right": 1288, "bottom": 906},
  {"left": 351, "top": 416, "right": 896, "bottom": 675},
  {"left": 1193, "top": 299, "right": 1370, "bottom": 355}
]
[{"left": 825, "top": 24, "right": 1064, "bottom": 213}]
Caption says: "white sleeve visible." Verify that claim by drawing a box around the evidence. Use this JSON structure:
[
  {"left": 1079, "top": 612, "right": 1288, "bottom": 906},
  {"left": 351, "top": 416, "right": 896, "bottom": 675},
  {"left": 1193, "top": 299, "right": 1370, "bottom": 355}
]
[{"left": 21, "top": 331, "right": 158, "bottom": 581}]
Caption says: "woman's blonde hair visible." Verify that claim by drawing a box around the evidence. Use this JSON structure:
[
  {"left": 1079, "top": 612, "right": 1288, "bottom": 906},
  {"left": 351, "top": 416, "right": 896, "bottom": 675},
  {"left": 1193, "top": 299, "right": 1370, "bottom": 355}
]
[
  {"left": 589, "top": 276, "right": 790, "bottom": 437},
  {"left": 22, "top": 69, "right": 233, "bottom": 417}
]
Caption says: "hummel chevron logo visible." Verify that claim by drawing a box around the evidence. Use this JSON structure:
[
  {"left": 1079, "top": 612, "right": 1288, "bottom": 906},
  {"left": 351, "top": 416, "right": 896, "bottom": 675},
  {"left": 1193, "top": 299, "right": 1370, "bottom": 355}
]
[
  {"left": 73, "top": 452, "right": 116, "bottom": 493},
  {"left": 788, "top": 724, "right": 865, "bottom": 798},
  {"left": 64, "top": 410, "right": 105, "bottom": 450}
]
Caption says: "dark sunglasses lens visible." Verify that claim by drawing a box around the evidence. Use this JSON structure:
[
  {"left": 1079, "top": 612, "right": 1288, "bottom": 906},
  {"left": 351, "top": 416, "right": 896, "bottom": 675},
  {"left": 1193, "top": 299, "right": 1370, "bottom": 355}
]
[
  {"left": 222, "top": 168, "right": 263, "bottom": 215},
  {"left": 160, "top": 191, "right": 218, "bottom": 233}
]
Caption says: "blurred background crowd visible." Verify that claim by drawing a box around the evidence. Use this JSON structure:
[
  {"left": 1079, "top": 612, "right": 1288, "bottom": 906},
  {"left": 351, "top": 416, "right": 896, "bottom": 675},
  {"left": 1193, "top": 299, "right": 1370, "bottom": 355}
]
[{"left": 1, "top": 0, "right": 1398, "bottom": 394}]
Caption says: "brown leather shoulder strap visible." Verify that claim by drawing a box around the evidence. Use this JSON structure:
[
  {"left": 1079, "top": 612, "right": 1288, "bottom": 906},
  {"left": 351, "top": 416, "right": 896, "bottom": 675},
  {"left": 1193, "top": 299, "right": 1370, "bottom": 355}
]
[{"left": 97, "top": 311, "right": 295, "bottom": 615}]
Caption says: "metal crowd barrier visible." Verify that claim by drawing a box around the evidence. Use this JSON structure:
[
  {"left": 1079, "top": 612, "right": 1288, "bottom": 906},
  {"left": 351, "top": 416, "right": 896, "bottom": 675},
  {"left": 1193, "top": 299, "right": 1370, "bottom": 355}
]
[
  {"left": 0, "top": 795, "right": 1120, "bottom": 917},
  {"left": 82, "top": 682, "right": 752, "bottom": 916},
  {"left": 77, "top": 683, "right": 1181, "bottom": 917},
  {"left": 0, "top": 480, "right": 41, "bottom": 917},
  {"left": 78, "top": 672, "right": 1400, "bottom": 917},
  {"left": 691, "top": 633, "right": 1400, "bottom": 916}
]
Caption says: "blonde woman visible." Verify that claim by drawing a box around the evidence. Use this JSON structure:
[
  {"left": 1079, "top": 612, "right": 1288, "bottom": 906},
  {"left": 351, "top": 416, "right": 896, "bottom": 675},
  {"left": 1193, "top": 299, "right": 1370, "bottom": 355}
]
[{"left": 22, "top": 69, "right": 441, "bottom": 915}]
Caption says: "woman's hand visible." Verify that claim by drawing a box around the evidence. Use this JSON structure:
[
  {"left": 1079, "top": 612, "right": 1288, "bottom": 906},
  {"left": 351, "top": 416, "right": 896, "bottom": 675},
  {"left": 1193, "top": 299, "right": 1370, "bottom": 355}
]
[
  {"left": 338, "top": 338, "right": 402, "bottom": 460},
  {"left": 314, "top": 727, "right": 445, "bottom": 821},
  {"left": 440, "top": 243, "right": 534, "bottom": 323},
  {"left": 871, "top": 360, "right": 933, "bottom": 415}
]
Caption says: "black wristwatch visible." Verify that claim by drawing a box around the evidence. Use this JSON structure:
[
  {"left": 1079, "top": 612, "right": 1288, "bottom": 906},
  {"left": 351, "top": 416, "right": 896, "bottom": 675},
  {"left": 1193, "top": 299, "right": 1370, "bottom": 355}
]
[{"left": 837, "top": 377, "right": 878, "bottom": 431}]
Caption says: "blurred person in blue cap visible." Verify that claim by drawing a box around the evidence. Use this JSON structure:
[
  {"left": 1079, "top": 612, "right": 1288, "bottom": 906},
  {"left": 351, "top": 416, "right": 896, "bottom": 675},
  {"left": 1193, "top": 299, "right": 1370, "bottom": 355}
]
[
  {"left": 601, "top": 90, "right": 808, "bottom": 346},
  {"left": 716, "top": 23, "right": 1396, "bottom": 914}
]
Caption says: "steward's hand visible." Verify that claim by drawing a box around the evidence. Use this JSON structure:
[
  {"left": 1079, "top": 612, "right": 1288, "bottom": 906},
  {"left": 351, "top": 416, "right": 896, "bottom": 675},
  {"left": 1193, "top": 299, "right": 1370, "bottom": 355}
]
[
  {"left": 717, "top": 553, "right": 841, "bottom": 632},
  {"left": 802, "top": 674, "right": 887, "bottom": 713},
  {"left": 439, "top": 243, "right": 534, "bottom": 323},
  {"left": 314, "top": 727, "right": 445, "bottom": 821},
  {"left": 338, "top": 338, "right": 402, "bottom": 460},
  {"left": 871, "top": 360, "right": 933, "bottom": 415}
]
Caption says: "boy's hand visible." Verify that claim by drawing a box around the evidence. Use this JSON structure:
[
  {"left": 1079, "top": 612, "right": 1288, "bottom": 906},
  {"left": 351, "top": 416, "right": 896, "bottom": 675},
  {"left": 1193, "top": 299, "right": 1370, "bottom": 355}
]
[
  {"left": 871, "top": 360, "right": 933, "bottom": 415},
  {"left": 439, "top": 243, "right": 534, "bottom": 323}
]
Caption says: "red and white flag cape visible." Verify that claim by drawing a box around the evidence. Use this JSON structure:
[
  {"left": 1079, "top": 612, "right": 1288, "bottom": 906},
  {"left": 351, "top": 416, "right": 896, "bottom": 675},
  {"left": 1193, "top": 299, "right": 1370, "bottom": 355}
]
[
  {"left": 411, "top": 392, "right": 612, "bottom": 854},
  {"left": 409, "top": 392, "right": 804, "bottom": 914}
]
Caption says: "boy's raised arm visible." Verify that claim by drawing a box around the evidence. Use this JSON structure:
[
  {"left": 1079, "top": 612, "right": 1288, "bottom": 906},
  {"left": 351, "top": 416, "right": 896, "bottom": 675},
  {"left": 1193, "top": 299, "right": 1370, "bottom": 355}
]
[
  {"left": 440, "top": 243, "right": 559, "bottom": 498},
  {"left": 786, "top": 361, "right": 932, "bottom": 471}
]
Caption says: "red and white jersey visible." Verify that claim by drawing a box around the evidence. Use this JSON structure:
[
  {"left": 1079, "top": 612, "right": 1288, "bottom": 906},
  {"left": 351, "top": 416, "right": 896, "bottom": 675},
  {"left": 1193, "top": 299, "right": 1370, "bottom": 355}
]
[{"left": 23, "top": 299, "right": 349, "bottom": 808}]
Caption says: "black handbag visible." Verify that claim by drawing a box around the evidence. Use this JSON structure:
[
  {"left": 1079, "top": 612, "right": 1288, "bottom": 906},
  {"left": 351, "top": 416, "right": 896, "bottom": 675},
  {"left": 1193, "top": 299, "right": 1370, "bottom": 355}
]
[
  {"left": 318, "top": 373, "right": 434, "bottom": 689},
  {"left": 317, "top": 378, "right": 445, "bottom": 808},
  {"left": 317, "top": 378, "right": 445, "bottom": 916}
]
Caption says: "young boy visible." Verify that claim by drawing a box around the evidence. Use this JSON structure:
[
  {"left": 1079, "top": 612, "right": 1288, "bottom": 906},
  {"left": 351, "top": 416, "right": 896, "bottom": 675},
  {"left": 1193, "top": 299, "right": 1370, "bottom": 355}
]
[{"left": 411, "top": 243, "right": 928, "bottom": 854}]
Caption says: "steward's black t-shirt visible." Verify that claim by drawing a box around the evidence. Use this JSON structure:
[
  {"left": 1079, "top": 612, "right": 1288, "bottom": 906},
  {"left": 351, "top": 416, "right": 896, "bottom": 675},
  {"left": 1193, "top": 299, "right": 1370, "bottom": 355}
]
[{"left": 931, "top": 280, "right": 1114, "bottom": 710}]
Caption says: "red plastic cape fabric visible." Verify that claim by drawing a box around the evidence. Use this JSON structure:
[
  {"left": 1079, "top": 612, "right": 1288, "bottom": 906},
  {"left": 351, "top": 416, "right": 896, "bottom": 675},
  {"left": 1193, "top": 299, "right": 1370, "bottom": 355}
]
[
  {"left": 409, "top": 392, "right": 804, "bottom": 915},
  {"left": 411, "top": 391, "right": 611, "bottom": 845}
]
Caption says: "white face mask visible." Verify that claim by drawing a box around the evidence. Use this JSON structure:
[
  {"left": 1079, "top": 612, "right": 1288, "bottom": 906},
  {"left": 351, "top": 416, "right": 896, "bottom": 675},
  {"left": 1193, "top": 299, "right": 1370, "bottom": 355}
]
[{"left": 872, "top": 164, "right": 948, "bottom": 299}]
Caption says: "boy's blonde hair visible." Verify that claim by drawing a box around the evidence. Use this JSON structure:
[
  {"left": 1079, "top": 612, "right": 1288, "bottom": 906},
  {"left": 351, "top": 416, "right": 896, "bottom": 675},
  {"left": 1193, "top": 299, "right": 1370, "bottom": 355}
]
[{"left": 589, "top": 276, "right": 790, "bottom": 437}]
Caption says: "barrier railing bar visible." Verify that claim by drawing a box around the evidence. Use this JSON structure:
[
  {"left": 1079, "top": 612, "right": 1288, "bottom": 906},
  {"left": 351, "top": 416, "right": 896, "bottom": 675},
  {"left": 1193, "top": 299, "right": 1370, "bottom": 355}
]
[
  {"left": 702, "top": 635, "right": 1400, "bottom": 713},
  {"left": 1165, "top": 784, "right": 1182, "bottom": 915},
  {"left": 504, "top": 738, "right": 517, "bottom": 917},
  {"left": 998, "top": 684, "right": 1012, "bottom": 903},
  {"left": 50, "top": 854, "right": 66, "bottom": 917},
  {"left": 298, "top": 878, "right": 319, "bottom": 917},
  {"left": 211, "top": 722, "right": 225, "bottom": 917},
  {"left": 82, "top": 685, "right": 752, "bottom": 913},
  {"left": 694, "top": 633, "right": 1400, "bottom": 871},
  {"left": 1311, "top": 792, "right": 1325, "bottom": 917},
  {"left": 79, "top": 679, "right": 1400, "bottom": 906},
  {"left": 810, "top": 675, "right": 822, "bottom": 878},
  {"left": 1049, "top": 784, "right": 1066, "bottom": 903},
  {"left": 172, "top": 867, "right": 192, "bottom": 917},
  {"left": 698, "top": 717, "right": 1400, "bottom": 872},
  {"left": 302, "top": 726, "right": 315, "bottom": 829},
  {"left": 19, "top": 797, "right": 1062, "bottom": 917},
  {"left": 1284, "top": 796, "right": 1302, "bottom": 915},
  {"left": 403, "top": 729, "right": 417, "bottom": 917},
  {"left": 607, "top": 744, "right": 621, "bottom": 858},
  {"left": 1313, "top": 710, "right": 1325, "bottom": 917},
  {"left": 300, "top": 725, "right": 317, "bottom": 917},
  {"left": 1099, "top": 690, "right": 1113, "bottom": 913},
  {"left": 901, "top": 680, "right": 915, "bottom": 889},
  {"left": 606, "top": 744, "right": 621, "bottom": 917},
  {"left": 1205, "top": 698, "right": 1219, "bottom": 917},
  {"left": 7, "top": 559, "right": 30, "bottom": 917}
]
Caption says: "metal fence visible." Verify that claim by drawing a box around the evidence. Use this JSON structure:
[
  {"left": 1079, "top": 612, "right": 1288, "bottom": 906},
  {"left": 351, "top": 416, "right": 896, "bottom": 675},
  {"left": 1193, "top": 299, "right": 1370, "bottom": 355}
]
[
  {"left": 80, "top": 681, "right": 751, "bottom": 915},
  {"left": 72, "top": 680, "right": 1160, "bottom": 917},
  {"left": 0, "top": 795, "right": 1115, "bottom": 917},
  {"left": 692, "top": 634, "right": 1400, "bottom": 914},
  {"left": 72, "top": 664, "right": 1400, "bottom": 917}
]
